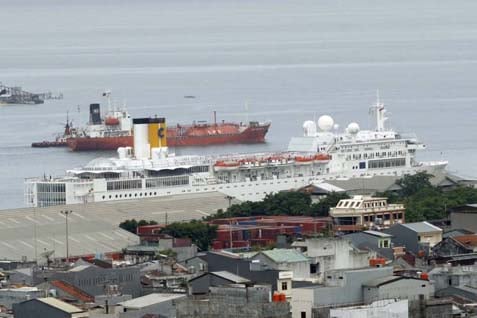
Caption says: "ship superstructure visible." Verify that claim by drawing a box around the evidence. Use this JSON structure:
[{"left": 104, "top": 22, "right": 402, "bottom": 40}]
[{"left": 25, "top": 98, "right": 447, "bottom": 207}]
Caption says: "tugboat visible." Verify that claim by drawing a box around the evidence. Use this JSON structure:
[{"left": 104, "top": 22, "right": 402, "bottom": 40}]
[{"left": 31, "top": 114, "right": 74, "bottom": 148}]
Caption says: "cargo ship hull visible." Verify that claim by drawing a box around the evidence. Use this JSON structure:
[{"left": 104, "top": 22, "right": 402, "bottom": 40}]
[{"left": 67, "top": 123, "right": 270, "bottom": 151}]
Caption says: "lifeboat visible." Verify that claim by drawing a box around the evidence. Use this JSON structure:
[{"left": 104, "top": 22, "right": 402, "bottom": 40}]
[
  {"left": 294, "top": 156, "right": 314, "bottom": 165},
  {"left": 314, "top": 153, "right": 331, "bottom": 163},
  {"left": 105, "top": 117, "right": 120, "bottom": 125},
  {"left": 214, "top": 160, "right": 240, "bottom": 171}
]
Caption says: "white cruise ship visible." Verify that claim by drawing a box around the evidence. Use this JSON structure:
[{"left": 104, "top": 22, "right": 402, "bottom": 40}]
[{"left": 25, "top": 98, "right": 447, "bottom": 207}]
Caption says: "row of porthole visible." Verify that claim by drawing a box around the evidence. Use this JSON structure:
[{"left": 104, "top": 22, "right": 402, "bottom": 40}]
[{"left": 103, "top": 191, "right": 159, "bottom": 200}]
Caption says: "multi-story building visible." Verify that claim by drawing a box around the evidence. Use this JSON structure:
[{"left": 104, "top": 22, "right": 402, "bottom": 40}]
[{"left": 330, "top": 196, "right": 405, "bottom": 232}]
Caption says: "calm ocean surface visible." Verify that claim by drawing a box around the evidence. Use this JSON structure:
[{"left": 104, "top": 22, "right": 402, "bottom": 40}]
[{"left": 1, "top": 0, "right": 477, "bottom": 209}]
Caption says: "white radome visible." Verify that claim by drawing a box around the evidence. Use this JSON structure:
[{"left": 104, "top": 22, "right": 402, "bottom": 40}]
[
  {"left": 317, "top": 115, "right": 334, "bottom": 131},
  {"left": 303, "top": 120, "right": 317, "bottom": 136},
  {"left": 347, "top": 122, "right": 360, "bottom": 134}
]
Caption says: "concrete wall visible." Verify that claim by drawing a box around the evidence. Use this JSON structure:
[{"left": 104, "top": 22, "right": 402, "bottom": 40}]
[
  {"left": 328, "top": 299, "right": 408, "bottom": 318},
  {"left": 429, "top": 265, "right": 477, "bottom": 291},
  {"left": 177, "top": 285, "right": 290, "bottom": 318},
  {"left": 451, "top": 212, "right": 477, "bottom": 233},
  {"left": 363, "top": 278, "right": 433, "bottom": 304},
  {"left": 290, "top": 267, "right": 393, "bottom": 318}
]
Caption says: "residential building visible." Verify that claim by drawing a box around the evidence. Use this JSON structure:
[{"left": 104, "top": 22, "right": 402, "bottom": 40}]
[
  {"left": 250, "top": 249, "right": 311, "bottom": 280},
  {"left": 182, "top": 251, "right": 281, "bottom": 291},
  {"left": 330, "top": 196, "right": 405, "bottom": 232},
  {"left": 343, "top": 230, "right": 394, "bottom": 260},
  {"left": 0, "top": 287, "right": 43, "bottom": 310},
  {"left": 116, "top": 293, "right": 185, "bottom": 318},
  {"left": 363, "top": 275, "right": 433, "bottom": 303},
  {"left": 429, "top": 265, "right": 477, "bottom": 292},
  {"left": 449, "top": 204, "right": 477, "bottom": 233},
  {"left": 384, "top": 222, "right": 443, "bottom": 255},
  {"left": 291, "top": 266, "right": 393, "bottom": 318},
  {"left": 176, "top": 284, "right": 290, "bottom": 318},
  {"left": 13, "top": 297, "right": 88, "bottom": 318},
  {"left": 292, "top": 237, "right": 375, "bottom": 282},
  {"left": 432, "top": 235, "right": 477, "bottom": 258},
  {"left": 188, "top": 271, "right": 251, "bottom": 295}
]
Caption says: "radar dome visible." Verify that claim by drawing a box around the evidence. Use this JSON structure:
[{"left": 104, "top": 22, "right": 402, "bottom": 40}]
[
  {"left": 317, "top": 115, "right": 334, "bottom": 131},
  {"left": 347, "top": 122, "right": 360, "bottom": 134},
  {"left": 303, "top": 120, "right": 317, "bottom": 136}
]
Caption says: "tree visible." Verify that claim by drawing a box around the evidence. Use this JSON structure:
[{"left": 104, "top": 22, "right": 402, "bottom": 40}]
[
  {"left": 397, "top": 172, "right": 434, "bottom": 197},
  {"left": 119, "top": 219, "right": 158, "bottom": 234},
  {"left": 161, "top": 220, "right": 218, "bottom": 251},
  {"left": 309, "top": 192, "right": 350, "bottom": 217}
]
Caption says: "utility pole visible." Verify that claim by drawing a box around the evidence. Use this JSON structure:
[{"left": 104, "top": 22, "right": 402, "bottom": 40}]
[{"left": 60, "top": 210, "right": 73, "bottom": 263}]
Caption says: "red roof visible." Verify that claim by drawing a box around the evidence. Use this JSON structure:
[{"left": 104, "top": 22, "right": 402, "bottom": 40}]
[
  {"left": 454, "top": 235, "right": 477, "bottom": 247},
  {"left": 50, "top": 280, "right": 94, "bottom": 303}
]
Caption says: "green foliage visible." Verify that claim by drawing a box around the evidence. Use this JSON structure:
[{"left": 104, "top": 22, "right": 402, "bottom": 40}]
[
  {"left": 160, "top": 220, "right": 217, "bottom": 251},
  {"left": 381, "top": 172, "right": 477, "bottom": 222},
  {"left": 206, "top": 191, "right": 348, "bottom": 220},
  {"left": 119, "top": 219, "right": 158, "bottom": 234}
]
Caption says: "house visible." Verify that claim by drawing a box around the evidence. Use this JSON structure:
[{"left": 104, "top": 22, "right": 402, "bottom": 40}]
[
  {"left": 330, "top": 195, "right": 405, "bottom": 232},
  {"left": 292, "top": 237, "right": 375, "bottom": 281},
  {"left": 188, "top": 271, "right": 251, "bottom": 295},
  {"left": 363, "top": 275, "right": 434, "bottom": 303},
  {"left": 327, "top": 299, "right": 408, "bottom": 318},
  {"left": 384, "top": 222, "right": 443, "bottom": 255},
  {"left": 432, "top": 234, "right": 477, "bottom": 258},
  {"left": 0, "top": 287, "right": 43, "bottom": 310},
  {"left": 250, "top": 249, "right": 311, "bottom": 280},
  {"left": 184, "top": 251, "right": 281, "bottom": 291},
  {"left": 291, "top": 266, "right": 393, "bottom": 318},
  {"left": 449, "top": 204, "right": 477, "bottom": 233},
  {"left": 116, "top": 293, "right": 186, "bottom": 318},
  {"left": 13, "top": 297, "right": 88, "bottom": 318},
  {"left": 343, "top": 230, "right": 394, "bottom": 260},
  {"left": 176, "top": 284, "right": 290, "bottom": 318},
  {"left": 429, "top": 265, "right": 477, "bottom": 293}
]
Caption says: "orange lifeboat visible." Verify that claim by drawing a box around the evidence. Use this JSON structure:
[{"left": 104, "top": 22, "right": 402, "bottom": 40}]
[
  {"left": 294, "top": 156, "right": 314, "bottom": 164},
  {"left": 105, "top": 117, "right": 120, "bottom": 125},
  {"left": 314, "top": 153, "right": 331, "bottom": 162},
  {"left": 214, "top": 160, "right": 240, "bottom": 171}
]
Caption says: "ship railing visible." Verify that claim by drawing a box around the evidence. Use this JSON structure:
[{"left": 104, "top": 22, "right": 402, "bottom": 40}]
[
  {"left": 330, "top": 205, "right": 405, "bottom": 215},
  {"left": 25, "top": 177, "right": 94, "bottom": 184}
]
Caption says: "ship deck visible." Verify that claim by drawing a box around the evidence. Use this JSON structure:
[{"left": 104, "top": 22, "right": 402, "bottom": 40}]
[{"left": 0, "top": 192, "right": 235, "bottom": 261}]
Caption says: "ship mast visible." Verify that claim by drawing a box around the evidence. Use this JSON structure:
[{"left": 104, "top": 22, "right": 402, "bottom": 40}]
[{"left": 370, "top": 90, "right": 387, "bottom": 132}]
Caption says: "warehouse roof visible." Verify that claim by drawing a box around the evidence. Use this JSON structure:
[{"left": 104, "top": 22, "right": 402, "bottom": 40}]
[
  {"left": 259, "top": 249, "right": 308, "bottom": 263},
  {"left": 119, "top": 293, "right": 185, "bottom": 309}
]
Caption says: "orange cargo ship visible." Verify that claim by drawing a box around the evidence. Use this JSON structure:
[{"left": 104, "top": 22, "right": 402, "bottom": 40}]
[
  {"left": 67, "top": 121, "right": 270, "bottom": 151},
  {"left": 63, "top": 99, "right": 270, "bottom": 151}
]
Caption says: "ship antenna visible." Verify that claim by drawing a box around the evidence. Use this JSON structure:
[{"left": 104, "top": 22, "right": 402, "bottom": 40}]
[
  {"left": 370, "top": 89, "right": 386, "bottom": 132},
  {"left": 245, "top": 100, "right": 249, "bottom": 124},
  {"left": 103, "top": 90, "right": 112, "bottom": 113}
]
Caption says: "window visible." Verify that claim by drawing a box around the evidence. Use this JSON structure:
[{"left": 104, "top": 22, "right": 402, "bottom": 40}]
[
  {"left": 281, "top": 282, "right": 288, "bottom": 291},
  {"left": 301, "top": 312, "right": 306, "bottom": 318}
]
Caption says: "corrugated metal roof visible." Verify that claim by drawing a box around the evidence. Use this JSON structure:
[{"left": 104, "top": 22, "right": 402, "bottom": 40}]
[
  {"left": 364, "top": 230, "right": 392, "bottom": 238},
  {"left": 211, "top": 271, "right": 251, "bottom": 283},
  {"left": 261, "top": 249, "right": 308, "bottom": 263},
  {"left": 37, "top": 297, "right": 84, "bottom": 313},
  {"left": 401, "top": 221, "right": 442, "bottom": 233},
  {"left": 118, "top": 293, "right": 185, "bottom": 309}
]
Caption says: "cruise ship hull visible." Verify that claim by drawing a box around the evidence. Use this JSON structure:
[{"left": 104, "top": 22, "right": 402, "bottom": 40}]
[{"left": 66, "top": 123, "right": 270, "bottom": 151}]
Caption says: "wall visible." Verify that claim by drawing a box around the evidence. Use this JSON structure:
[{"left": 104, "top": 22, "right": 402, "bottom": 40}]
[
  {"left": 290, "top": 267, "right": 393, "bottom": 318},
  {"left": 328, "top": 299, "right": 408, "bottom": 318},
  {"left": 451, "top": 212, "right": 477, "bottom": 233},
  {"left": 363, "top": 278, "right": 434, "bottom": 304},
  {"left": 0, "top": 289, "right": 43, "bottom": 310}
]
